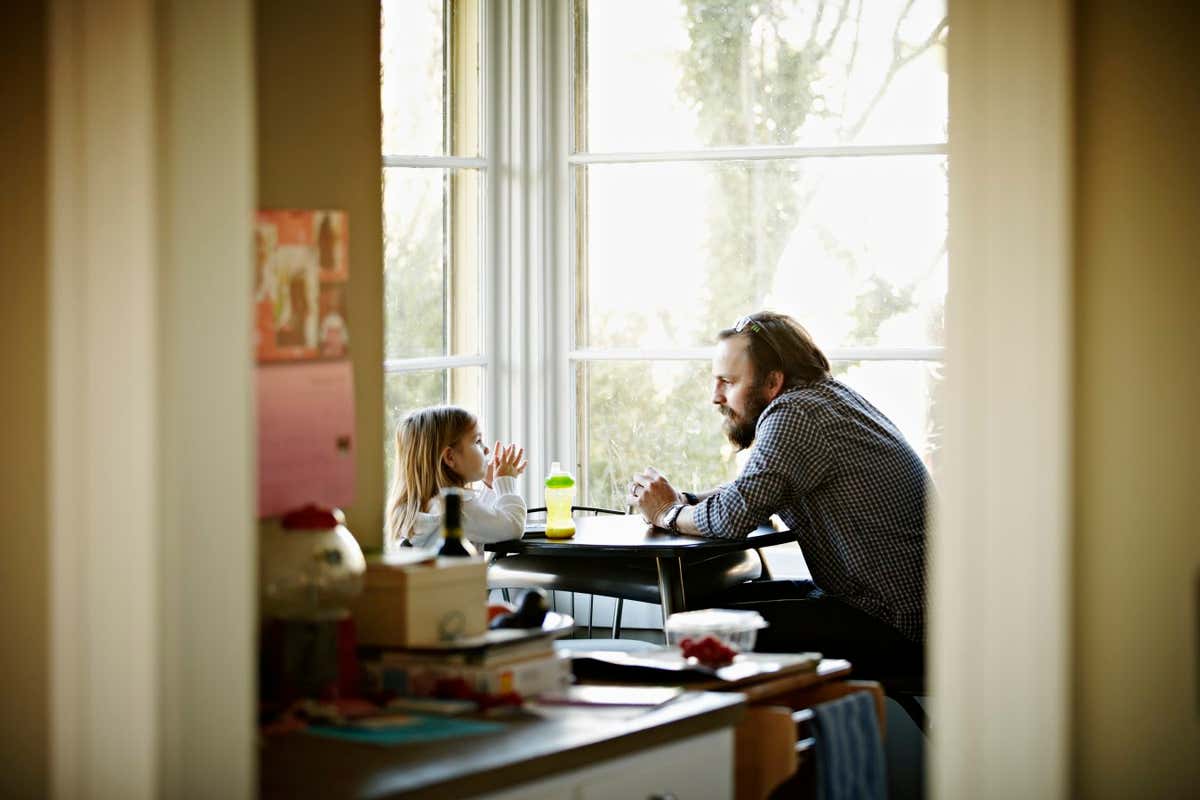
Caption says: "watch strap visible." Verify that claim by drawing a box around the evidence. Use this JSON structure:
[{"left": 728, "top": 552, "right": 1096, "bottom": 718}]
[{"left": 664, "top": 503, "right": 685, "bottom": 531}]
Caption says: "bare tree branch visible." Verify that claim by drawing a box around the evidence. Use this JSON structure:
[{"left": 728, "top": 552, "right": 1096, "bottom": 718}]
[
  {"left": 806, "top": 1, "right": 828, "bottom": 52},
  {"left": 894, "top": 0, "right": 918, "bottom": 45},
  {"left": 845, "top": 15, "right": 947, "bottom": 140},
  {"left": 822, "top": 0, "right": 854, "bottom": 53},
  {"left": 837, "top": 0, "right": 865, "bottom": 120}
]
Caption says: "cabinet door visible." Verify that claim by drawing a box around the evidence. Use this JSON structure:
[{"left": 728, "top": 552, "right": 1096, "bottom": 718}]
[
  {"left": 576, "top": 729, "right": 734, "bottom": 800},
  {"left": 483, "top": 785, "right": 574, "bottom": 800},
  {"left": 480, "top": 728, "right": 734, "bottom": 800}
]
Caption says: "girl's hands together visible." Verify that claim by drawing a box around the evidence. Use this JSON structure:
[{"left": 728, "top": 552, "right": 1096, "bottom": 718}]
[{"left": 491, "top": 442, "right": 527, "bottom": 480}]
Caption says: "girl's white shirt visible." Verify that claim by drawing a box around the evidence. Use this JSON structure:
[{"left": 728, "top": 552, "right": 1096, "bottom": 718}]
[{"left": 408, "top": 476, "right": 527, "bottom": 550}]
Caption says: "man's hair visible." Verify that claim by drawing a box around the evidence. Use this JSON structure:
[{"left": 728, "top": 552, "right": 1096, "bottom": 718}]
[{"left": 717, "top": 311, "right": 831, "bottom": 388}]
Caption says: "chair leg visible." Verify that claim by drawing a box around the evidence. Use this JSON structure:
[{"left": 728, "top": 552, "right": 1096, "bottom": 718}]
[
  {"left": 612, "top": 597, "right": 623, "bottom": 639},
  {"left": 753, "top": 547, "right": 773, "bottom": 580},
  {"left": 586, "top": 594, "right": 594, "bottom": 639},
  {"left": 501, "top": 588, "right": 511, "bottom": 603}
]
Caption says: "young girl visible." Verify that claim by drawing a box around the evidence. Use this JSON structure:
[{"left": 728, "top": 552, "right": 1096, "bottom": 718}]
[{"left": 386, "top": 405, "right": 528, "bottom": 552}]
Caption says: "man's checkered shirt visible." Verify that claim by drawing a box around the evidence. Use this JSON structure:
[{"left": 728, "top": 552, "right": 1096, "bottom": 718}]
[{"left": 694, "top": 378, "right": 930, "bottom": 643}]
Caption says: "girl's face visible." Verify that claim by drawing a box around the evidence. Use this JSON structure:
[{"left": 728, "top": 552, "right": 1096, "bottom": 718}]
[{"left": 443, "top": 423, "right": 489, "bottom": 483}]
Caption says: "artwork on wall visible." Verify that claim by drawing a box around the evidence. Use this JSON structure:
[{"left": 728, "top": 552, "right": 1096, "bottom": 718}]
[
  {"left": 254, "top": 209, "right": 356, "bottom": 518},
  {"left": 255, "top": 209, "right": 350, "bottom": 362}
]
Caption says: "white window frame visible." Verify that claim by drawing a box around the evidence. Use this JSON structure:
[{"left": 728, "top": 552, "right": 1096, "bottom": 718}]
[
  {"left": 387, "top": 1, "right": 949, "bottom": 501},
  {"left": 381, "top": 0, "right": 493, "bottom": 465},
  {"left": 547, "top": 0, "right": 948, "bottom": 502}
]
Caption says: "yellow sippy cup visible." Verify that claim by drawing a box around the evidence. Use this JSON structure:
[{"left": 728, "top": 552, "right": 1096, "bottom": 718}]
[{"left": 544, "top": 461, "right": 576, "bottom": 539}]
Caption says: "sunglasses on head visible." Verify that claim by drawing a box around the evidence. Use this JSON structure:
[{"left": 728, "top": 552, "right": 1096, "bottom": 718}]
[
  {"left": 733, "top": 315, "right": 785, "bottom": 365},
  {"left": 733, "top": 315, "right": 762, "bottom": 335}
]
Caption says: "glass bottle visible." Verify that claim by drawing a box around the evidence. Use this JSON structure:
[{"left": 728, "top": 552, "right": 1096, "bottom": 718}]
[
  {"left": 437, "top": 488, "right": 476, "bottom": 557},
  {"left": 544, "top": 462, "right": 576, "bottom": 539}
]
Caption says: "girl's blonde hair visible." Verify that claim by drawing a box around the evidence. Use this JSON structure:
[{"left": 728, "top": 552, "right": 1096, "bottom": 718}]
[{"left": 386, "top": 405, "right": 477, "bottom": 548}]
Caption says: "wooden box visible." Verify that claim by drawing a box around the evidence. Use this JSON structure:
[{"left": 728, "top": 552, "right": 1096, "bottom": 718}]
[{"left": 350, "top": 555, "right": 487, "bottom": 647}]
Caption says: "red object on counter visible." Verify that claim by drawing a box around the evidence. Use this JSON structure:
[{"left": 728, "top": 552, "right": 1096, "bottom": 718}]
[
  {"left": 281, "top": 504, "right": 339, "bottom": 530},
  {"left": 679, "top": 635, "right": 738, "bottom": 668}
]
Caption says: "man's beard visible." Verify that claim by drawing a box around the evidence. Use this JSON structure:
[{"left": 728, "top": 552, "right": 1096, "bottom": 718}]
[{"left": 720, "top": 385, "right": 772, "bottom": 450}]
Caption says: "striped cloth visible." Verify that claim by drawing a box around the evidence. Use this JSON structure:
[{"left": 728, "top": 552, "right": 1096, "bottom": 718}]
[{"left": 811, "top": 691, "right": 887, "bottom": 800}]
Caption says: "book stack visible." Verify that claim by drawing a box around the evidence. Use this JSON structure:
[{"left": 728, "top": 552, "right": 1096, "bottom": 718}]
[{"left": 364, "top": 635, "right": 572, "bottom": 699}]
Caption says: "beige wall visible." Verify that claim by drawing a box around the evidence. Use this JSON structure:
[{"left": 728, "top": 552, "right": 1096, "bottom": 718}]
[
  {"left": 1074, "top": 2, "right": 1200, "bottom": 795},
  {"left": 0, "top": 2, "right": 49, "bottom": 796},
  {"left": 256, "top": 0, "right": 385, "bottom": 545}
]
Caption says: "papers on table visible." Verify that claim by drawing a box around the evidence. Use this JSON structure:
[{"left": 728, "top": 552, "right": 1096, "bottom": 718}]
[{"left": 568, "top": 649, "right": 822, "bottom": 686}]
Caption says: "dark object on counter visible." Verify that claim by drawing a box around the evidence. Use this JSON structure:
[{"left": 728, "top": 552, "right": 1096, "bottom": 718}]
[
  {"left": 259, "top": 616, "right": 359, "bottom": 711},
  {"left": 438, "top": 489, "right": 476, "bottom": 557},
  {"left": 488, "top": 588, "right": 550, "bottom": 629}
]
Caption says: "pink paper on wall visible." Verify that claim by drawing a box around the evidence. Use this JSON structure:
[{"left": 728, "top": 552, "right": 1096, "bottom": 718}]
[{"left": 257, "top": 360, "right": 356, "bottom": 518}]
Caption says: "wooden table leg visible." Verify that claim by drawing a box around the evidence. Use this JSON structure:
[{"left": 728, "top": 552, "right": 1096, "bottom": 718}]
[{"left": 656, "top": 556, "right": 687, "bottom": 625}]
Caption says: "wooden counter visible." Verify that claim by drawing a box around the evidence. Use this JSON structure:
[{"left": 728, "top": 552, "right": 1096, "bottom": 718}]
[{"left": 260, "top": 690, "right": 744, "bottom": 799}]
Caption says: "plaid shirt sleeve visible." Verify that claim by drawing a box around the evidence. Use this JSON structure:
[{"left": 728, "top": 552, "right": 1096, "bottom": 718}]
[{"left": 694, "top": 402, "right": 832, "bottom": 539}]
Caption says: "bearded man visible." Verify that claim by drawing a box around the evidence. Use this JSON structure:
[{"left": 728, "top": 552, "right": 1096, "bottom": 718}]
[{"left": 628, "top": 311, "right": 930, "bottom": 676}]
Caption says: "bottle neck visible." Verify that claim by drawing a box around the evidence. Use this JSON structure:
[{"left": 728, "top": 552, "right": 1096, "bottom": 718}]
[{"left": 442, "top": 490, "right": 463, "bottom": 530}]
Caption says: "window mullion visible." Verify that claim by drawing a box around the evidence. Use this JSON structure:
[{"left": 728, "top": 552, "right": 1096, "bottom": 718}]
[
  {"left": 489, "top": 0, "right": 548, "bottom": 501},
  {"left": 568, "top": 142, "right": 948, "bottom": 165},
  {"left": 382, "top": 155, "right": 488, "bottom": 168},
  {"left": 566, "top": 347, "right": 946, "bottom": 362},
  {"left": 544, "top": 0, "right": 574, "bottom": 492},
  {"left": 384, "top": 355, "right": 488, "bottom": 373}
]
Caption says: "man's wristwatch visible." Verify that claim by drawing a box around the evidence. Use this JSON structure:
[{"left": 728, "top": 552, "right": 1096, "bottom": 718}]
[{"left": 662, "top": 503, "right": 685, "bottom": 532}]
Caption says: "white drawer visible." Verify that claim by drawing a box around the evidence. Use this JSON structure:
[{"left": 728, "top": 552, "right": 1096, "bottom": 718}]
[
  {"left": 576, "top": 728, "right": 733, "bottom": 799},
  {"left": 480, "top": 728, "right": 734, "bottom": 800}
]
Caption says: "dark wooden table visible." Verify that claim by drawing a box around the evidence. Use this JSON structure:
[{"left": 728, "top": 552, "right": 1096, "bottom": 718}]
[
  {"left": 260, "top": 690, "right": 744, "bottom": 799},
  {"left": 484, "top": 514, "right": 797, "bottom": 619}
]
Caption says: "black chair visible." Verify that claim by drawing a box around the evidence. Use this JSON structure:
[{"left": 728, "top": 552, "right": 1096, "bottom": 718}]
[
  {"left": 496, "top": 505, "right": 624, "bottom": 637},
  {"left": 835, "top": 653, "right": 926, "bottom": 735},
  {"left": 875, "top": 673, "right": 927, "bottom": 735}
]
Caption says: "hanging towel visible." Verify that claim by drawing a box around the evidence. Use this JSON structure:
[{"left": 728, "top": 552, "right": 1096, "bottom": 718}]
[{"left": 811, "top": 691, "right": 886, "bottom": 800}]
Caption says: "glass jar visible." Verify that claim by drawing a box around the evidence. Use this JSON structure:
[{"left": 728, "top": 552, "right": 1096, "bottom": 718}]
[{"left": 259, "top": 505, "right": 366, "bottom": 621}]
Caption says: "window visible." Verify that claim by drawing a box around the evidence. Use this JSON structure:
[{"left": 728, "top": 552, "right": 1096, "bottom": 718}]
[
  {"left": 381, "top": 0, "right": 486, "bottom": 490},
  {"left": 571, "top": 0, "right": 948, "bottom": 509},
  {"left": 380, "top": 1, "right": 947, "bottom": 517}
]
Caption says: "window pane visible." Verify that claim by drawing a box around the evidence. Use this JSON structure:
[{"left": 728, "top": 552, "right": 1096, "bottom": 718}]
[
  {"left": 578, "top": 156, "right": 946, "bottom": 350},
  {"left": 578, "top": 360, "right": 737, "bottom": 511},
  {"left": 382, "top": 0, "right": 480, "bottom": 156},
  {"left": 577, "top": 359, "right": 942, "bottom": 512},
  {"left": 383, "top": 167, "right": 482, "bottom": 359},
  {"left": 832, "top": 359, "right": 943, "bottom": 475},
  {"left": 382, "top": 0, "right": 444, "bottom": 155},
  {"left": 383, "top": 366, "right": 486, "bottom": 494},
  {"left": 580, "top": 0, "right": 946, "bottom": 152}
]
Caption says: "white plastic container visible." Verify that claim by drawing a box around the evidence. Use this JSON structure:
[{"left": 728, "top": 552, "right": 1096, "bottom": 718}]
[{"left": 664, "top": 609, "right": 768, "bottom": 652}]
